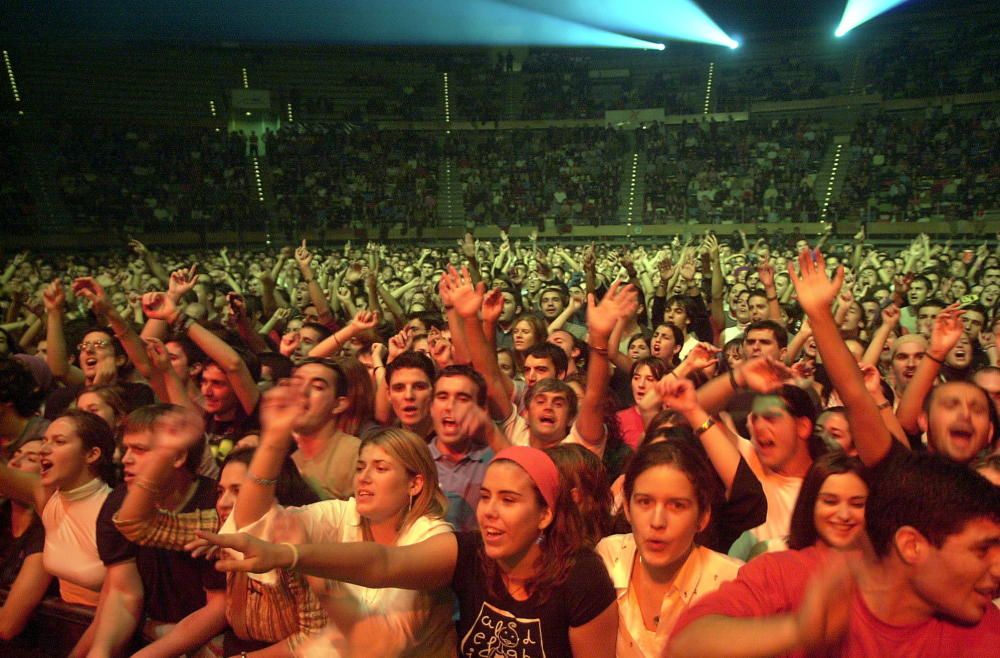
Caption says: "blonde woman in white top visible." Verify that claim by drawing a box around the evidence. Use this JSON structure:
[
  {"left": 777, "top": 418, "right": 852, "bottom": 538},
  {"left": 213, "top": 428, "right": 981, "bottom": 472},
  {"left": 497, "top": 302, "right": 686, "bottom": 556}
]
[
  {"left": 596, "top": 440, "right": 742, "bottom": 658},
  {"left": 0, "top": 410, "right": 117, "bottom": 610},
  {"left": 212, "top": 382, "right": 455, "bottom": 657}
]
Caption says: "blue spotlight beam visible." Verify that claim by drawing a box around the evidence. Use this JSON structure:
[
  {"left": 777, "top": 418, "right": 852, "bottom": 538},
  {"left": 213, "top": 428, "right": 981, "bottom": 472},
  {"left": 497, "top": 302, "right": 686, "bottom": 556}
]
[
  {"left": 835, "top": 0, "right": 912, "bottom": 36},
  {"left": 20, "top": 0, "right": 665, "bottom": 49},
  {"left": 501, "top": 0, "right": 739, "bottom": 48}
]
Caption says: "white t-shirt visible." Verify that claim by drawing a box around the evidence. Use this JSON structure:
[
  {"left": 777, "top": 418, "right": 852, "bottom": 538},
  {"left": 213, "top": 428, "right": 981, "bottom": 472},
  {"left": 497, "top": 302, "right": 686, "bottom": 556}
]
[
  {"left": 737, "top": 438, "right": 802, "bottom": 546},
  {"left": 237, "top": 498, "right": 455, "bottom": 658}
]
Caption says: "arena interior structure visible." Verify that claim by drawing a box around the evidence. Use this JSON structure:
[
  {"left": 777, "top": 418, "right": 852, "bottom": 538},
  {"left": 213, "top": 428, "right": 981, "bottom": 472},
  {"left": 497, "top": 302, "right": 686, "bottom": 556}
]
[{"left": 1, "top": 0, "right": 998, "bottom": 250}]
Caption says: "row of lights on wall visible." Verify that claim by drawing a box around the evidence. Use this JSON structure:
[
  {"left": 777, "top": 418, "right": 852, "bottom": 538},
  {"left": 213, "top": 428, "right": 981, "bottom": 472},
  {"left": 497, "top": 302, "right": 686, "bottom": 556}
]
[
  {"left": 703, "top": 62, "right": 715, "bottom": 114},
  {"left": 626, "top": 153, "right": 639, "bottom": 226},
  {"left": 3, "top": 50, "right": 23, "bottom": 114},
  {"left": 821, "top": 144, "right": 844, "bottom": 218},
  {"left": 442, "top": 72, "right": 451, "bottom": 134},
  {"left": 252, "top": 156, "right": 264, "bottom": 202}
]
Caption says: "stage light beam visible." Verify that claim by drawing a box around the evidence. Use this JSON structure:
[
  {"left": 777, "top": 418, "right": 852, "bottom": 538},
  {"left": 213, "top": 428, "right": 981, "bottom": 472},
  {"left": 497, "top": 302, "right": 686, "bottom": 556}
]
[
  {"left": 502, "top": 1, "right": 739, "bottom": 48},
  {"left": 835, "top": 0, "right": 912, "bottom": 37}
]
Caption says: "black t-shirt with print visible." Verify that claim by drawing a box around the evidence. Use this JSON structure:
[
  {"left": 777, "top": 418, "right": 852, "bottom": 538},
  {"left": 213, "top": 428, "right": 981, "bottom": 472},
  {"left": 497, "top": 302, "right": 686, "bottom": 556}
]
[
  {"left": 452, "top": 531, "right": 615, "bottom": 658},
  {"left": 97, "top": 477, "right": 226, "bottom": 623}
]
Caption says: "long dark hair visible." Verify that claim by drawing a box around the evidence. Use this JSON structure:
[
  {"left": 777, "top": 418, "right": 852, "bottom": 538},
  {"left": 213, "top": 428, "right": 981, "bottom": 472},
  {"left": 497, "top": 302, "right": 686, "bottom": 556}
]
[
  {"left": 480, "top": 458, "right": 586, "bottom": 605},
  {"left": 60, "top": 409, "right": 119, "bottom": 486},
  {"left": 787, "top": 452, "right": 870, "bottom": 550}
]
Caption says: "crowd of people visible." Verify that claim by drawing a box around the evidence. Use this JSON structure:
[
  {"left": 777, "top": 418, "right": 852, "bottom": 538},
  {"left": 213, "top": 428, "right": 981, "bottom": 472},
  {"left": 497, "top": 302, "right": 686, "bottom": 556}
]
[
  {"left": 640, "top": 117, "right": 830, "bottom": 224},
  {"left": 55, "top": 124, "right": 253, "bottom": 233},
  {"left": 11, "top": 103, "right": 988, "bottom": 243},
  {"left": 454, "top": 127, "right": 627, "bottom": 228},
  {"left": 267, "top": 125, "right": 442, "bottom": 234},
  {"left": 0, "top": 224, "right": 998, "bottom": 657},
  {"left": 834, "top": 108, "right": 999, "bottom": 223}
]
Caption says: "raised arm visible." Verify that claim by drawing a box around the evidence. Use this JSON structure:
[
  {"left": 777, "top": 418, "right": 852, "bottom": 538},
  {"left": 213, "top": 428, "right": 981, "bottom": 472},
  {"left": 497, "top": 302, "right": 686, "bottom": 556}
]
[
  {"left": 578, "top": 281, "right": 639, "bottom": 450},
  {"left": 757, "top": 260, "right": 784, "bottom": 326},
  {"left": 234, "top": 385, "right": 305, "bottom": 530},
  {"left": 143, "top": 292, "right": 260, "bottom": 415},
  {"left": 73, "top": 277, "right": 154, "bottom": 379},
  {"left": 308, "top": 310, "right": 379, "bottom": 359},
  {"left": 860, "top": 305, "right": 900, "bottom": 367},
  {"left": 788, "top": 248, "right": 892, "bottom": 467},
  {"left": 129, "top": 239, "right": 170, "bottom": 286},
  {"left": 658, "top": 375, "right": 740, "bottom": 494},
  {"left": 42, "top": 279, "right": 83, "bottom": 384},
  {"left": 451, "top": 268, "right": 512, "bottom": 422},
  {"left": 895, "top": 304, "right": 963, "bottom": 436}
]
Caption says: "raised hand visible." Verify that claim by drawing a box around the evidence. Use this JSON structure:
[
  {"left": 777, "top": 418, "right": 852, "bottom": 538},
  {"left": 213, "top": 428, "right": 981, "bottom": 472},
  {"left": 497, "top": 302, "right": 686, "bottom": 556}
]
[
  {"left": 702, "top": 234, "right": 720, "bottom": 261},
  {"left": 144, "top": 337, "right": 171, "bottom": 373},
  {"left": 42, "top": 279, "right": 66, "bottom": 312},
  {"left": 481, "top": 288, "right": 504, "bottom": 324},
  {"left": 788, "top": 247, "right": 844, "bottom": 316},
  {"left": 929, "top": 304, "right": 964, "bottom": 360},
  {"left": 271, "top": 307, "right": 291, "bottom": 326},
  {"left": 279, "top": 330, "right": 301, "bottom": 357},
  {"left": 737, "top": 357, "right": 793, "bottom": 393},
  {"left": 757, "top": 260, "right": 776, "bottom": 289},
  {"left": 344, "top": 262, "right": 364, "bottom": 283},
  {"left": 388, "top": 327, "right": 414, "bottom": 362},
  {"left": 859, "top": 364, "right": 886, "bottom": 400},
  {"left": 128, "top": 238, "right": 148, "bottom": 255},
  {"left": 656, "top": 375, "right": 700, "bottom": 415},
  {"left": 150, "top": 406, "right": 206, "bottom": 457},
  {"left": 141, "top": 292, "right": 178, "bottom": 323},
  {"left": 167, "top": 264, "right": 199, "bottom": 301},
  {"left": 451, "top": 266, "right": 486, "bottom": 319},
  {"left": 260, "top": 383, "right": 308, "bottom": 439},
  {"left": 348, "top": 309, "right": 379, "bottom": 332},
  {"left": 681, "top": 342, "right": 721, "bottom": 373},
  {"left": 880, "top": 304, "right": 900, "bottom": 329},
  {"left": 294, "top": 239, "right": 313, "bottom": 268},
  {"left": 587, "top": 280, "right": 639, "bottom": 341},
  {"left": 428, "top": 331, "right": 453, "bottom": 368},
  {"left": 437, "top": 268, "right": 459, "bottom": 309},
  {"left": 458, "top": 232, "right": 476, "bottom": 259},
  {"left": 73, "top": 276, "right": 112, "bottom": 316},
  {"left": 226, "top": 292, "right": 246, "bottom": 324}
]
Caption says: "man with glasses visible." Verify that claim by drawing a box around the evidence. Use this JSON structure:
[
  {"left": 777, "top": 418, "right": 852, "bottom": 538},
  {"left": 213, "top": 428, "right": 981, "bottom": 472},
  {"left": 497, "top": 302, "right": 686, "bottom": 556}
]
[{"left": 40, "top": 278, "right": 154, "bottom": 417}]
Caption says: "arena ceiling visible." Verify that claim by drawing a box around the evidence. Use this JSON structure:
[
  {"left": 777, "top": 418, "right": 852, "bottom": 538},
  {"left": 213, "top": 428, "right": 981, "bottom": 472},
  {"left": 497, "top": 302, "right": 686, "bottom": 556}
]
[{"left": 1, "top": 0, "right": 989, "bottom": 46}]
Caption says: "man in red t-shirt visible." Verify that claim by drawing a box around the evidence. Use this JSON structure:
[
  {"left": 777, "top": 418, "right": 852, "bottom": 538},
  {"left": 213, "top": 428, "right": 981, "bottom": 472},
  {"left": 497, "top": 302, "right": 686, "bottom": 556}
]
[{"left": 669, "top": 447, "right": 1000, "bottom": 658}]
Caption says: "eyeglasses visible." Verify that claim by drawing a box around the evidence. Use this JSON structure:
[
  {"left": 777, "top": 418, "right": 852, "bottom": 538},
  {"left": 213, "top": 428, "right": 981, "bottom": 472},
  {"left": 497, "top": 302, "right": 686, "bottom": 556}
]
[{"left": 77, "top": 339, "right": 113, "bottom": 352}]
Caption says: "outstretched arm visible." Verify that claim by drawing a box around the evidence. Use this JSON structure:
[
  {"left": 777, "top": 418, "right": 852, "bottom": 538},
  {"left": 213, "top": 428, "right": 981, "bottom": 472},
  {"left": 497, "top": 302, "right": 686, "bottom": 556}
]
[
  {"left": 788, "top": 248, "right": 892, "bottom": 467},
  {"left": 197, "top": 529, "right": 459, "bottom": 591}
]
